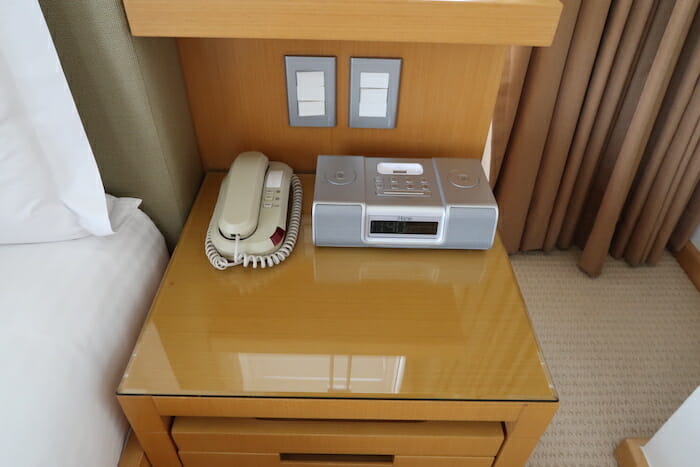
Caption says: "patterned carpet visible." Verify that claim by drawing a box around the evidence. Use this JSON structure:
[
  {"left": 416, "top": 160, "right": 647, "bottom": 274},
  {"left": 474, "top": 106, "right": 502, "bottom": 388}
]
[{"left": 510, "top": 249, "right": 700, "bottom": 467}]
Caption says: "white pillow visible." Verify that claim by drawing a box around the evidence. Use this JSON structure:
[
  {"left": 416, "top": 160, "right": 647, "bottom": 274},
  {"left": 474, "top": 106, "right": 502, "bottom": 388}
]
[{"left": 0, "top": 1, "right": 113, "bottom": 244}]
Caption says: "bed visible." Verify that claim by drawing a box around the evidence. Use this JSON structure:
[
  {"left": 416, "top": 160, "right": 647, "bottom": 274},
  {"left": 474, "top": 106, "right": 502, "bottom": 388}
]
[
  {"left": 0, "top": 2, "right": 200, "bottom": 465},
  {"left": 0, "top": 197, "right": 169, "bottom": 466}
]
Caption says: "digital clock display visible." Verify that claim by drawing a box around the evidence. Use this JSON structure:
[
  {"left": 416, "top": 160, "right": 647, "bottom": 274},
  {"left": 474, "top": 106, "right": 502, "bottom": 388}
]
[{"left": 370, "top": 220, "right": 438, "bottom": 235}]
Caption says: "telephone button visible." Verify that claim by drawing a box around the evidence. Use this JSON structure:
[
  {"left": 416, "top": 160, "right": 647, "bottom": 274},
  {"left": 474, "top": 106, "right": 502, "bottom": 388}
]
[{"left": 263, "top": 202, "right": 273, "bottom": 208}]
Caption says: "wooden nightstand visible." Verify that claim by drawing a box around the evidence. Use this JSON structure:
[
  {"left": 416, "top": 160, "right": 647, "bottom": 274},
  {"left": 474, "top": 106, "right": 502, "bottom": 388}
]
[{"left": 118, "top": 172, "right": 558, "bottom": 467}]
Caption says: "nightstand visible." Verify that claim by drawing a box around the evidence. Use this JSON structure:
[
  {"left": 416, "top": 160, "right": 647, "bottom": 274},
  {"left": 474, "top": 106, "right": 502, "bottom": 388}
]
[{"left": 118, "top": 172, "right": 558, "bottom": 467}]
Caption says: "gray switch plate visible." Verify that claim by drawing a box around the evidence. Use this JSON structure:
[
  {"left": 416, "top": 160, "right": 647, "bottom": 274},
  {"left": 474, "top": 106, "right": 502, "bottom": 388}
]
[
  {"left": 285, "top": 56, "right": 336, "bottom": 127},
  {"left": 349, "top": 58, "right": 402, "bottom": 129}
]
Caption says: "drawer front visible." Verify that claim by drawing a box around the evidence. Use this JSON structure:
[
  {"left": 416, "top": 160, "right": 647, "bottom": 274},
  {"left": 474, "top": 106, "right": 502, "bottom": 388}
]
[
  {"left": 172, "top": 417, "right": 503, "bottom": 458},
  {"left": 180, "top": 452, "right": 494, "bottom": 467}
]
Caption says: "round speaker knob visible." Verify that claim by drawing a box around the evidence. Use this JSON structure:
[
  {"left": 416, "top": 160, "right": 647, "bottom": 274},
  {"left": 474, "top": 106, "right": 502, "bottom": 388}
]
[
  {"left": 448, "top": 169, "right": 479, "bottom": 188},
  {"left": 326, "top": 168, "right": 356, "bottom": 185}
]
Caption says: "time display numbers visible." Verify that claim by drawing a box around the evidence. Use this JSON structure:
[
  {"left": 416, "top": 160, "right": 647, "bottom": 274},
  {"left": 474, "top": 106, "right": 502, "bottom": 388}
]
[{"left": 370, "top": 220, "right": 438, "bottom": 235}]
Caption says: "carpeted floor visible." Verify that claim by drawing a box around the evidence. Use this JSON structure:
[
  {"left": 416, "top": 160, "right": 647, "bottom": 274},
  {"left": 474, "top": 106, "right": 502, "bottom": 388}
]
[{"left": 510, "top": 249, "right": 700, "bottom": 467}]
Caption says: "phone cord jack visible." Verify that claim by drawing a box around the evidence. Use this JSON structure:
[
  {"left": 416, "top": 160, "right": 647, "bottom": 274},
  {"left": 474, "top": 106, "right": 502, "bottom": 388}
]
[{"left": 205, "top": 175, "right": 303, "bottom": 269}]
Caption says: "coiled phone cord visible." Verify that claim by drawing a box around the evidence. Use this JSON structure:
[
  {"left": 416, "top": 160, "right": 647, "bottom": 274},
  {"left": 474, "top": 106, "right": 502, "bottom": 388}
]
[{"left": 205, "top": 175, "right": 303, "bottom": 270}]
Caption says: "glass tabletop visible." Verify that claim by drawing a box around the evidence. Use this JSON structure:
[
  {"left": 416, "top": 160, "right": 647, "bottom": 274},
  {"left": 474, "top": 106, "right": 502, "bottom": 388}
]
[{"left": 118, "top": 173, "right": 557, "bottom": 402}]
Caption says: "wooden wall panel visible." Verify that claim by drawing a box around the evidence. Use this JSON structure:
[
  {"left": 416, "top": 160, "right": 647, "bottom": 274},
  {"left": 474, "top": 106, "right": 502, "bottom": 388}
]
[{"left": 178, "top": 39, "right": 506, "bottom": 172}]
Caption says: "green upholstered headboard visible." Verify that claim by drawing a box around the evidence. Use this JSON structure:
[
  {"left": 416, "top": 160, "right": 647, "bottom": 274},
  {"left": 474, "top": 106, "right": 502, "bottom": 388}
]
[{"left": 40, "top": 0, "right": 203, "bottom": 249}]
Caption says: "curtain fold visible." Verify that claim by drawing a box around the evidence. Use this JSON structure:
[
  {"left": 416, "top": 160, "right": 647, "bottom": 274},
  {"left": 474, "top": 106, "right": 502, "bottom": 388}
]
[
  {"left": 494, "top": 0, "right": 581, "bottom": 253},
  {"left": 560, "top": 0, "right": 658, "bottom": 251},
  {"left": 521, "top": 0, "right": 612, "bottom": 251},
  {"left": 612, "top": 22, "right": 700, "bottom": 259},
  {"left": 492, "top": 0, "right": 700, "bottom": 276},
  {"left": 623, "top": 88, "right": 700, "bottom": 264},
  {"left": 575, "top": 0, "right": 675, "bottom": 251},
  {"left": 544, "top": 0, "right": 631, "bottom": 251},
  {"left": 578, "top": 0, "right": 697, "bottom": 276},
  {"left": 647, "top": 138, "right": 700, "bottom": 263}
]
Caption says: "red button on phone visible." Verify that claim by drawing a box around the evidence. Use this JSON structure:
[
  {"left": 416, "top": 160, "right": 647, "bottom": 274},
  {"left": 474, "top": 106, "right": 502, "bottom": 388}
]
[{"left": 270, "top": 227, "right": 285, "bottom": 246}]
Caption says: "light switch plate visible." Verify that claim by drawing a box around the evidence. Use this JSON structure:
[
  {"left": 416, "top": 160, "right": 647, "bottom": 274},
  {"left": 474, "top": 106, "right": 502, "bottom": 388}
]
[
  {"left": 349, "top": 58, "right": 401, "bottom": 129},
  {"left": 285, "top": 56, "right": 336, "bottom": 127}
]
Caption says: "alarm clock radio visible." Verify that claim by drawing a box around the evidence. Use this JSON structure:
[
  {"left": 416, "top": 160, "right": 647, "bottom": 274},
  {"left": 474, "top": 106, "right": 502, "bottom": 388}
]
[{"left": 312, "top": 155, "right": 498, "bottom": 249}]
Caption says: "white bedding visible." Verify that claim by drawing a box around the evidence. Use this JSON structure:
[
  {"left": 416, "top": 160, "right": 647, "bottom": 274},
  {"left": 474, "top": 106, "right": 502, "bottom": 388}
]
[{"left": 0, "top": 200, "right": 168, "bottom": 467}]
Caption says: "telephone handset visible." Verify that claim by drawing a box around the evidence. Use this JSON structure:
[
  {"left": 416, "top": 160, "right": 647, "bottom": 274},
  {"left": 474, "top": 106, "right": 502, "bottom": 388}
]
[{"left": 206, "top": 151, "right": 303, "bottom": 269}]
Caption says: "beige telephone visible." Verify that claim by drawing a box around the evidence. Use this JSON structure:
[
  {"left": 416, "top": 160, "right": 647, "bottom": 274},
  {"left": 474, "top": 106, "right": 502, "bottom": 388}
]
[{"left": 205, "top": 151, "right": 303, "bottom": 269}]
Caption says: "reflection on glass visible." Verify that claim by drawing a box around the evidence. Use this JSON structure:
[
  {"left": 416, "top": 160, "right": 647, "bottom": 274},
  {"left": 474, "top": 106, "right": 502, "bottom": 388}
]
[
  {"left": 313, "top": 248, "right": 486, "bottom": 285},
  {"left": 238, "top": 354, "right": 405, "bottom": 394},
  {"left": 312, "top": 246, "right": 486, "bottom": 305}
]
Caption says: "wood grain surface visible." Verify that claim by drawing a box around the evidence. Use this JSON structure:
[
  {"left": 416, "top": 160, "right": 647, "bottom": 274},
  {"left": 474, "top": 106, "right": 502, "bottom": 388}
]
[
  {"left": 676, "top": 242, "right": 700, "bottom": 291},
  {"left": 123, "top": 0, "right": 562, "bottom": 46},
  {"left": 172, "top": 417, "right": 504, "bottom": 456},
  {"left": 115, "top": 173, "right": 559, "bottom": 466},
  {"left": 118, "top": 173, "right": 557, "bottom": 402},
  {"left": 179, "top": 39, "right": 506, "bottom": 171},
  {"left": 615, "top": 438, "right": 650, "bottom": 467},
  {"left": 178, "top": 452, "right": 494, "bottom": 467},
  {"left": 118, "top": 432, "right": 151, "bottom": 467}
]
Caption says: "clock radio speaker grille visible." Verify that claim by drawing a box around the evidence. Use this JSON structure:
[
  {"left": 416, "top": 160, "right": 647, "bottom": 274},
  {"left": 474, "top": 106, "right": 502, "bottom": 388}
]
[
  {"left": 444, "top": 206, "right": 498, "bottom": 250},
  {"left": 314, "top": 204, "right": 363, "bottom": 246}
]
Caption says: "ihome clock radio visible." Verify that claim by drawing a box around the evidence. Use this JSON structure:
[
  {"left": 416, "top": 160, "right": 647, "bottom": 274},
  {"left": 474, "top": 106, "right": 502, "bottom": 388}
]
[{"left": 312, "top": 155, "right": 498, "bottom": 249}]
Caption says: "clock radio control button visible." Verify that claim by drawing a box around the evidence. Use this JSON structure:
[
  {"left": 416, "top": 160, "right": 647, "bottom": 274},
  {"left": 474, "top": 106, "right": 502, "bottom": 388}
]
[
  {"left": 326, "top": 169, "right": 356, "bottom": 185},
  {"left": 448, "top": 169, "right": 479, "bottom": 188}
]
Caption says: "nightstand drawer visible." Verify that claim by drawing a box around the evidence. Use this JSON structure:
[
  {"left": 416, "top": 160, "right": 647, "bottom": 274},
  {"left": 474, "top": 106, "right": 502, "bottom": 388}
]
[
  {"left": 179, "top": 452, "right": 495, "bottom": 467},
  {"left": 172, "top": 417, "right": 504, "bottom": 458}
]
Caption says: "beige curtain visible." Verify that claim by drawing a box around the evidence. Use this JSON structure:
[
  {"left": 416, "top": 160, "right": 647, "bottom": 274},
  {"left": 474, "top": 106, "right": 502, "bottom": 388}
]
[{"left": 492, "top": 0, "right": 700, "bottom": 276}]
